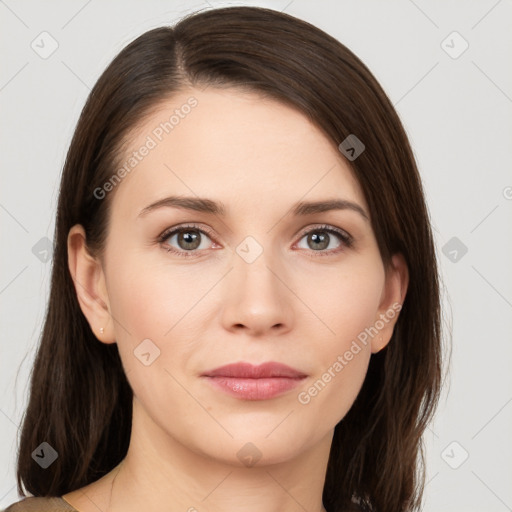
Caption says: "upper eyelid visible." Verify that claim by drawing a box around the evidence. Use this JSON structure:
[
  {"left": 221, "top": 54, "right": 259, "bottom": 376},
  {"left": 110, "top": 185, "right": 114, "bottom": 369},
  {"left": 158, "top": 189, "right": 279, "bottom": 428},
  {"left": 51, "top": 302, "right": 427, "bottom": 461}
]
[{"left": 159, "top": 223, "right": 216, "bottom": 241}]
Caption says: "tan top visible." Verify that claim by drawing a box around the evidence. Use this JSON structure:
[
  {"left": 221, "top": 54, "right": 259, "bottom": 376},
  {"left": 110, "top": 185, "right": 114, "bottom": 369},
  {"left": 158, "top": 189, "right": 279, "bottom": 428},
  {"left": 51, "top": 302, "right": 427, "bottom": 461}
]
[{"left": 2, "top": 497, "right": 78, "bottom": 512}]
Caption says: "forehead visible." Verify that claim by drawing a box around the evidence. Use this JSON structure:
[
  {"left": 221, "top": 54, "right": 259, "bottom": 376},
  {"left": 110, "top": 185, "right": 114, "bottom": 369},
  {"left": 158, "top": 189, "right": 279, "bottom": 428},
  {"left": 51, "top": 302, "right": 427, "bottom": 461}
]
[{"left": 109, "top": 87, "right": 367, "bottom": 220}]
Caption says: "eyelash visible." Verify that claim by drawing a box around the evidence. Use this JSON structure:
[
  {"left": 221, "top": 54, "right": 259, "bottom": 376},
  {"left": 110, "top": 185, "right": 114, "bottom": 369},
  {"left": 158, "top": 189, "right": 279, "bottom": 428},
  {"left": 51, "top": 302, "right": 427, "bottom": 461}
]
[{"left": 156, "top": 223, "right": 354, "bottom": 258}]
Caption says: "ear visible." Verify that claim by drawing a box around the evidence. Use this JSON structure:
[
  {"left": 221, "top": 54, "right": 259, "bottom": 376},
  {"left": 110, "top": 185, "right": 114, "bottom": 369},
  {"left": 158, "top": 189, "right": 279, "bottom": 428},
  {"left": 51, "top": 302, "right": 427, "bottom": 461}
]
[
  {"left": 67, "top": 224, "right": 115, "bottom": 344},
  {"left": 371, "top": 252, "right": 409, "bottom": 354}
]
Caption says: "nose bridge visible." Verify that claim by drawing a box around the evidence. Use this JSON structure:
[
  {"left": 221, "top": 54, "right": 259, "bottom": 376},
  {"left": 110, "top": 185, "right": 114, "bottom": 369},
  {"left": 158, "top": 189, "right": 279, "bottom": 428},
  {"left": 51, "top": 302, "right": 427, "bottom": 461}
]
[{"left": 221, "top": 233, "right": 294, "bottom": 334}]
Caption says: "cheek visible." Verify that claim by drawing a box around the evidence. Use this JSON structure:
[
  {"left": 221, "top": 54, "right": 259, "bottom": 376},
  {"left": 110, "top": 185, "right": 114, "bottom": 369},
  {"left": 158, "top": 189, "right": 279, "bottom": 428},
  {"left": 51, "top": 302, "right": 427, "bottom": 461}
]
[
  {"left": 104, "top": 251, "right": 224, "bottom": 384},
  {"left": 105, "top": 247, "right": 215, "bottom": 337},
  {"left": 293, "top": 262, "right": 383, "bottom": 418},
  {"left": 108, "top": 266, "right": 170, "bottom": 337},
  {"left": 302, "top": 259, "right": 385, "bottom": 348},
  {"left": 104, "top": 258, "right": 199, "bottom": 417},
  {"left": 297, "top": 344, "right": 371, "bottom": 428}
]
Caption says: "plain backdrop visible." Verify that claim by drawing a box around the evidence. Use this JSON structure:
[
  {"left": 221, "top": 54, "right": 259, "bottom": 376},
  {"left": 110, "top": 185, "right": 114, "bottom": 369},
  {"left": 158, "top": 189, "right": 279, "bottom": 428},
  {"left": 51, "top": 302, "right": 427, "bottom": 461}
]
[{"left": 1, "top": 1, "right": 511, "bottom": 510}]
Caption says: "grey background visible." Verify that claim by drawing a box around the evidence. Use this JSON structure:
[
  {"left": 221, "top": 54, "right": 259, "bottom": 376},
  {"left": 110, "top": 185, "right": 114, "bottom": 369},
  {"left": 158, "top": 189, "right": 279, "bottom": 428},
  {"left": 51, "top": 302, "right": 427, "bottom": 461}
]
[{"left": 1, "top": 0, "right": 511, "bottom": 510}]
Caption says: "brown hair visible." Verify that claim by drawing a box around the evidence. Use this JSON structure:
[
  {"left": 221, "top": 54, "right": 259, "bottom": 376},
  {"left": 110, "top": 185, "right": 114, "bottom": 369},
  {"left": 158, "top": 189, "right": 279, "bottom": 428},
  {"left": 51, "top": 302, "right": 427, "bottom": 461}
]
[{"left": 14, "top": 6, "right": 442, "bottom": 512}]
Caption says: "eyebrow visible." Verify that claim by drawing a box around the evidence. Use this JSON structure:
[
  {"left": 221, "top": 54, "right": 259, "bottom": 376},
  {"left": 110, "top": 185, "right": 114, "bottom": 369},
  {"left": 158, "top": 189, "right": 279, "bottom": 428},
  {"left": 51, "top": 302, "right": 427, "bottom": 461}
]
[{"left": 138, "top": 195, "right": 369, "bottom": 221}]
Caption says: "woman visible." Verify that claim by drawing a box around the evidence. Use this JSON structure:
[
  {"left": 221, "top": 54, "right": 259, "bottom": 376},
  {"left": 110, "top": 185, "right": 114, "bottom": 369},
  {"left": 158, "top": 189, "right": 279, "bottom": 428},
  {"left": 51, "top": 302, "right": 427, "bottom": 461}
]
[{"left": 5, "top": 5, "right": 442, "bottom": 512}]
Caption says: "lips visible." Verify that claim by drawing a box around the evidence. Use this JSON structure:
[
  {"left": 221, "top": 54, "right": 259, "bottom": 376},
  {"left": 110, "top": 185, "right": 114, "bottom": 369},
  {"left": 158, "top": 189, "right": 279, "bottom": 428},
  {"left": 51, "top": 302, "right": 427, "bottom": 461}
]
[
  {"left": 201, "top": 362, "right": 307, "bottom": 400},
  {"left": 201, "top": 362, "right": 307, "bottom": 379}
]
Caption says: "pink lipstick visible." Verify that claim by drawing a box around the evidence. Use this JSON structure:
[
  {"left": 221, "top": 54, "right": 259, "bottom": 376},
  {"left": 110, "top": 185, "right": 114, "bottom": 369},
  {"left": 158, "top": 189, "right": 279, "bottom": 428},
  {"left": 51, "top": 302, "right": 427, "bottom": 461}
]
[{"left": 201, "top": 362, "right": 307, "bottom": 400}]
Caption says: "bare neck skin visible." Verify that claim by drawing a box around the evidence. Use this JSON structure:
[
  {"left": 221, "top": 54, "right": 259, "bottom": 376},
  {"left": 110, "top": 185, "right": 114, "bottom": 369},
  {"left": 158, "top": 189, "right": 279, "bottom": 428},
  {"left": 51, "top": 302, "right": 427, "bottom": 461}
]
[{"left": 64, "top": 397, "right": 331, "bottom": 512}]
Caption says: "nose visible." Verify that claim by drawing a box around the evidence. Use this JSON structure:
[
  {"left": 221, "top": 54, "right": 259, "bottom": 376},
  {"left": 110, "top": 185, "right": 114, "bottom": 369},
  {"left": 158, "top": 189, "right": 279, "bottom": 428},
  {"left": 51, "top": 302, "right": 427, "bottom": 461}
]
[{"left": 220, "top": 243, "right": 294, "bottom": 337}]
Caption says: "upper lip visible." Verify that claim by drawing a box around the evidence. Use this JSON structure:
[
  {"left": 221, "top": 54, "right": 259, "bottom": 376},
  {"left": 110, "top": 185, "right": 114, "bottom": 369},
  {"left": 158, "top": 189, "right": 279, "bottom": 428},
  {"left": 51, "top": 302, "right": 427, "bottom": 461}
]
[{"left": 201, "top": 362, "right": 307, "bottom": 379}]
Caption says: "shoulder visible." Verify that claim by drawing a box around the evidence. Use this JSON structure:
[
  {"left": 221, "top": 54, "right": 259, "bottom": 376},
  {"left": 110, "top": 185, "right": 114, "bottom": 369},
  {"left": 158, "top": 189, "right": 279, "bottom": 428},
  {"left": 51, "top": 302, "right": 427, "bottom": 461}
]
[{"left": 2, "top": 496, "right": 78, "bottom": 512}]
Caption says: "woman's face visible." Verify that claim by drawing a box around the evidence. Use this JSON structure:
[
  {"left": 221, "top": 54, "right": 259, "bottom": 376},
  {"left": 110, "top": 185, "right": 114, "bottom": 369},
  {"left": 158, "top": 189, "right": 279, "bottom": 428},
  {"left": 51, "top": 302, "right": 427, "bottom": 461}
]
[{"left": 73, "top": 86, "right": 406, "bottom": 466}]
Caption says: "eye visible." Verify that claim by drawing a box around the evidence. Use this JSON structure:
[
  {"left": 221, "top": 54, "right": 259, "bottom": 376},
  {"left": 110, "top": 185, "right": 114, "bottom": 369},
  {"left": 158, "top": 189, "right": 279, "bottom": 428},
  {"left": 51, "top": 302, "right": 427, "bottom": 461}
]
[
  {"left": 157, "top": 224, "right": 216, "bottom": 258},
  {"left": 157, "top": 223, "right": 353, "bottom": 259},
  {"left": 295, "top": 224, "right": 353, "bottom": 256}
]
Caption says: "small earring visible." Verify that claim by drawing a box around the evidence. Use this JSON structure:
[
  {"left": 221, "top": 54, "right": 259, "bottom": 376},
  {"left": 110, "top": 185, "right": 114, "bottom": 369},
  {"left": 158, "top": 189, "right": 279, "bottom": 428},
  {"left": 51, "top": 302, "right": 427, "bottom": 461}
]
[{"left": 100, "top": 327, "right": 104, "bottom": 334}]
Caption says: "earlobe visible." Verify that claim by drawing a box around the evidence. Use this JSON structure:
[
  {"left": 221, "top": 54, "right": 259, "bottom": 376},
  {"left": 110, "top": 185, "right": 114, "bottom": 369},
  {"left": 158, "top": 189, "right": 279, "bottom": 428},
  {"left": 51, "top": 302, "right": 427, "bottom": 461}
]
[
  {"left": 371, "top": 253, "right": 409, "bottom": 354},
  {"left": 67, "top": 224, "right": 115, "bottom": 344}
]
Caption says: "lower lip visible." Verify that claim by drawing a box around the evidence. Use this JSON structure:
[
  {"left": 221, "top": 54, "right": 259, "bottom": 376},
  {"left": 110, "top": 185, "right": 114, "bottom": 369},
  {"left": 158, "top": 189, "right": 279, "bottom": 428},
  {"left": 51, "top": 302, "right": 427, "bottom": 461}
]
[{"left": 203, "top": 376, "right": 305, "bottom": 400}]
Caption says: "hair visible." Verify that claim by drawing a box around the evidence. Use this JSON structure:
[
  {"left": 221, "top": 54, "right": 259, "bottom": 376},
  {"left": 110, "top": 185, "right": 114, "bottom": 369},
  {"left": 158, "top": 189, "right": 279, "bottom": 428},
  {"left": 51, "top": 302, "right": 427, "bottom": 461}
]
[{"left": 14, "top": 6, "right": 443, "bottom": 512}]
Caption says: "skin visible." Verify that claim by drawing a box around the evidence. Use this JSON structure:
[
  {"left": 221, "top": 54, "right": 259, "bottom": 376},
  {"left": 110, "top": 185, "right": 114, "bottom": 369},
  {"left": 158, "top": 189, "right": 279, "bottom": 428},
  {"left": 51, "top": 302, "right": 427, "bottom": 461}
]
[{"left": 64, "top": 87, "right": 408, "bottom": 512}]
